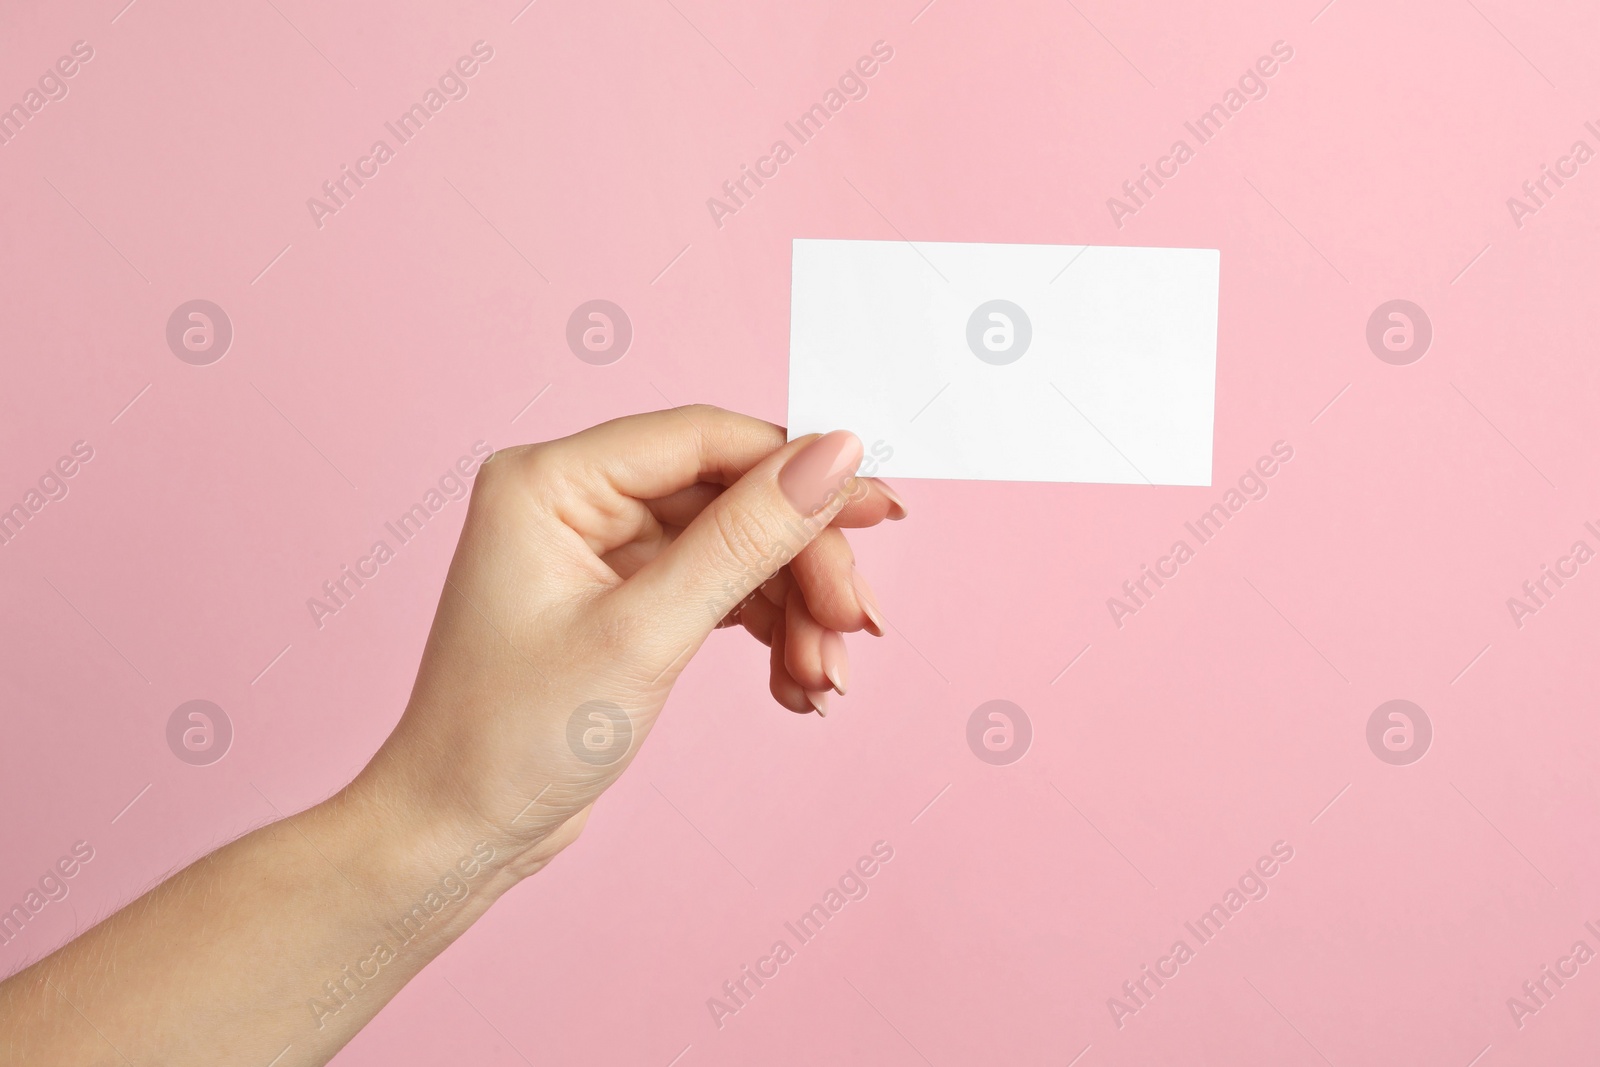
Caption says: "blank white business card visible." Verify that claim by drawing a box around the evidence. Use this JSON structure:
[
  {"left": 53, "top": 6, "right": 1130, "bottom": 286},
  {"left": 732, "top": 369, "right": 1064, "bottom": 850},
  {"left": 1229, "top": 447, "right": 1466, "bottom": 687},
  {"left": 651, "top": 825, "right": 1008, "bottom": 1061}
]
[{"left": 787, "top": 239, "right": 1219, "bottom": 486}]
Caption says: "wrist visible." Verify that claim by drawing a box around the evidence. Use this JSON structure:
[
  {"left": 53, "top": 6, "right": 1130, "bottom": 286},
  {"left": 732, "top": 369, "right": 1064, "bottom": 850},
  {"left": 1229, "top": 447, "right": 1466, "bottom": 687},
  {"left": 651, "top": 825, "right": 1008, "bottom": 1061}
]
[
  {"left": 309, "top": 771, "right": 522, "bottom": 934},
  {"left": 351, "top": 725, "right": 593, "bottom": 886}
]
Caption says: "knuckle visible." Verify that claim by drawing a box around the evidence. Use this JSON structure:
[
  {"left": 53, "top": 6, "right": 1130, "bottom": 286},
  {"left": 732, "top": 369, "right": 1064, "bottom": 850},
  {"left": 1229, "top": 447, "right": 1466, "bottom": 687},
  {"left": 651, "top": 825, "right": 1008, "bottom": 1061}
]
[
  {"left": 709, "top": 504, "right": 778, "bottom": 577},
  {"left": 515, "top": 442, "right": 564, "bottom": 485},
  {"left": 474, "top": 445, "right": 525, "bottom": 486},
  {"left": 468, "top": 443, "right": 566, "bottom": 516},
  {"left": 467, "top": 452, "right": 508, "bottom": 507},
  {"left": 677, "top": 403, "right": 724, "bottom": 422}
]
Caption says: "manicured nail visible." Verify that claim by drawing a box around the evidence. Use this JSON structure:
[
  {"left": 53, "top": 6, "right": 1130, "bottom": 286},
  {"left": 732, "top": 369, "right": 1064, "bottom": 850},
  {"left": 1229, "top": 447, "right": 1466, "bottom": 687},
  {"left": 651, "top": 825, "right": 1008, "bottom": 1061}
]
[
  {"left": 779, "top": 431, "right": 864, "bottom": 516},
  {"left": 852, "top": 568, "right": 887, "bottom": 637},
  {"left": 875, "top": 479, "right": 909, "bottom": 520},
  {"left": 806, "top": 689, "right": 830, "bottom": 716},
  {"left": 820, "top": 630, "right": 849, "bottom": 695}
]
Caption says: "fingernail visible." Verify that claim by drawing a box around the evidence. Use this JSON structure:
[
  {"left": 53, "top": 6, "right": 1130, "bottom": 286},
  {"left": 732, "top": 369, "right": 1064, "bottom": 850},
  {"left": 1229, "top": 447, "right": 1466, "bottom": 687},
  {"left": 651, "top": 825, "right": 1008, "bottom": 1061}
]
[
  {"left": 779, "top": 431, "right": 864, "bottom": 516},
  {"left": 852, "top": 568, "right": 887, "bottom": 637},
  {"left": 875, "top": 479, "right": 909, "bottom": 520},
  {"left": 806, "top": 689, "right": 830, "bottom": 716},
  {"left": 820, "top": 630, "right": 849, "bottom": 695}
]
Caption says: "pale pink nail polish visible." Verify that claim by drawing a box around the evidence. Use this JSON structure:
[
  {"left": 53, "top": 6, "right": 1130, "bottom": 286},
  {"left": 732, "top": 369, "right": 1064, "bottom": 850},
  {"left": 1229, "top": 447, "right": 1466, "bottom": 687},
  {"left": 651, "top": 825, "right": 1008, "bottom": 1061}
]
[
  {"left": 852, "top": 568, "right": 887, "bottom": 637},
  {"left": 875, "top": 479, "right": 909, "bottom": 520},
  {"left": 820, "top": 630, "right": 849, "bottom": 695},
  {"left": 806, "top": 689, "right": 830, "bottom": 716},
  {"left": 779, "top": 431, "right": 864, "bottom": 516}
]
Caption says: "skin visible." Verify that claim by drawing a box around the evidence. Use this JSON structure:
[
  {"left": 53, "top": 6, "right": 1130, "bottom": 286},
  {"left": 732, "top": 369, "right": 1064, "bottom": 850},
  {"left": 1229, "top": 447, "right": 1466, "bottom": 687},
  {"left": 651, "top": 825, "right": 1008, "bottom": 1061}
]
[{"left": 0, "top": 406, "right": 904, "bottom": 1067}]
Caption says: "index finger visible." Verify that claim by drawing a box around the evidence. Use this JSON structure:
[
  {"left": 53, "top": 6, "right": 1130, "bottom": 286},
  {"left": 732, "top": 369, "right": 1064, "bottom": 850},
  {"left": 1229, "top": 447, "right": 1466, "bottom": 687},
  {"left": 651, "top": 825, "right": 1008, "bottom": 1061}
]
[
  {"left": 535, "top": 405, "right": 906, "bottom": 524},
  {"left": 540, "top": 405, "right": 786, "bottom": 500}
]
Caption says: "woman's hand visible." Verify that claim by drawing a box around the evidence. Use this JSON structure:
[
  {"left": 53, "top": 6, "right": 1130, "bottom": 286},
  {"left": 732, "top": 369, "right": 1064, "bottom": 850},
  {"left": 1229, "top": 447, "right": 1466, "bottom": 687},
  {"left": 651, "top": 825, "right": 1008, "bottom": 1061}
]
[
  {"left": 0, "top": 406, "right": 905, "bottom": 1067},
  {"left": 357, "top": 405, "right": 906, "bottom": 880}
]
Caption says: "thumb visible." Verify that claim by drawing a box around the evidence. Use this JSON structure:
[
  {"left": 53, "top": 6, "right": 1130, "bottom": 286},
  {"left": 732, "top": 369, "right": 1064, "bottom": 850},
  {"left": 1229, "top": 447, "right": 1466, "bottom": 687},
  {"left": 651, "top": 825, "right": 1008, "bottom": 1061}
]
[{"left": 615, "top": 430, "right": 864, "bottom": 654}]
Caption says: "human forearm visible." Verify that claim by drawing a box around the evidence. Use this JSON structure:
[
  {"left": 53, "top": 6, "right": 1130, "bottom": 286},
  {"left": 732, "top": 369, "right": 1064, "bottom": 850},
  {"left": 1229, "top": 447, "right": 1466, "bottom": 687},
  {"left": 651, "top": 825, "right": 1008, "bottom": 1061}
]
[
  {"left": 0, "top": 410, "right": 901, "bottom": 1065},
  {"left": 0, "top": 777, "right": 515, "bottom": 1067}
]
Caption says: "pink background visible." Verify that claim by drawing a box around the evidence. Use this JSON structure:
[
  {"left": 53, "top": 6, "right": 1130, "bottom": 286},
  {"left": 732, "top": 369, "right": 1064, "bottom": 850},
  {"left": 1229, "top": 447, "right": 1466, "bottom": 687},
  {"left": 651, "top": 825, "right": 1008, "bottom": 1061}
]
[{"left": 3, "top": 0, "right": 1599, "bottom": 1063}]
